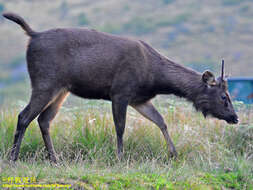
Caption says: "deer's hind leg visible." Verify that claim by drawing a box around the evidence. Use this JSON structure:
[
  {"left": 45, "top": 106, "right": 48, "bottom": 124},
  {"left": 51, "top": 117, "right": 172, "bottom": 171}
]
[
  {"left": 37, "top": 90, "right": 69, "bottom": 163},
  {"left": 10, "top": 88, "right": 63, "bottom": 162}
]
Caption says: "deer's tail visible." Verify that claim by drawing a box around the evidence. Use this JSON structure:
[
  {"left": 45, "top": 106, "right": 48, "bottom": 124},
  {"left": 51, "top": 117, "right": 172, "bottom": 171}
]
[{"left": 3, "top": 12, "right": 37, "bottom": 37}]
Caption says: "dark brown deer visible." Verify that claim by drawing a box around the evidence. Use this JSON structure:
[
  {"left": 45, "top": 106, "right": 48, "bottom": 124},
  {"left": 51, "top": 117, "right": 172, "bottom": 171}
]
[{"left": 3, "top": 13, "right": 238, "bottom": 163}]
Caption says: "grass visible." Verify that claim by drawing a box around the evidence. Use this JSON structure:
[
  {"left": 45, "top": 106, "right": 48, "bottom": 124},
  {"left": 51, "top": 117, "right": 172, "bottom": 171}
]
[{"left": 0, "top": 97, "right": 253, "bottom": 189}]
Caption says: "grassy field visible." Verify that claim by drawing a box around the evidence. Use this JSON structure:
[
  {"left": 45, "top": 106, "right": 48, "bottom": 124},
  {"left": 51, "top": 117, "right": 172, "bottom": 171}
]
[{"left": 0, "top": 97, "right": 253, "bottom": 189}]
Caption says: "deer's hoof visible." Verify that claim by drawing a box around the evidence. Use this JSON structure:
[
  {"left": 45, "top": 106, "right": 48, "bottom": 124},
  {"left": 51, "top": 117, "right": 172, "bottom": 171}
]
[
  {"left": 117, "top": 152, "right": 123, "bottom": 161},
  {"left": 169, "top": 150, "right": 178, "bottom": 159},
  {"left": 9, "top": 155, "right": 18, "bottom": 163},
  {"left": 50, "top": 157, "right": 58, "bottom": 164}
]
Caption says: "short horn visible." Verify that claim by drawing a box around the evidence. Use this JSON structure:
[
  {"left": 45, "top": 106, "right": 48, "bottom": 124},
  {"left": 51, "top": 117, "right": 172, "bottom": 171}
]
[{"left": 221, "top": 59, "right": 224, "bottom": 80}]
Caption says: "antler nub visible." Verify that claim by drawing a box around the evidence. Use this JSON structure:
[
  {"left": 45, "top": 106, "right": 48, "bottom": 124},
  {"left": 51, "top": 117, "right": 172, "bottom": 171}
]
[{"left": 221, "top": 59, "right": 224, "bottom": 80}]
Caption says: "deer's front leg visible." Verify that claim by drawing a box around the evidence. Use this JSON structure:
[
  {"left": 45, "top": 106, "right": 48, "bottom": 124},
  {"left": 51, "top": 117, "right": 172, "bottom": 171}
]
[
  {"left": 132, "top": 101, "right": 177, "bottom": 158},
  {"left": 111, "top": 95, "right": 129, "bottom": 160}
]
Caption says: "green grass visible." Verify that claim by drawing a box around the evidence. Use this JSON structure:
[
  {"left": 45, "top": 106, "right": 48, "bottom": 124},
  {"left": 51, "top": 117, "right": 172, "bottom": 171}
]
[{"left": 0, "top": 98, "right": 253, "bottom": 189}]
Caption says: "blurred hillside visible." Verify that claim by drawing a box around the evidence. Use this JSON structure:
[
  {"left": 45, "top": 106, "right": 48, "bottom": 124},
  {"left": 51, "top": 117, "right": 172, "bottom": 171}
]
[{"left": 0, "top": 0, "right": 253, "bottom": 104}]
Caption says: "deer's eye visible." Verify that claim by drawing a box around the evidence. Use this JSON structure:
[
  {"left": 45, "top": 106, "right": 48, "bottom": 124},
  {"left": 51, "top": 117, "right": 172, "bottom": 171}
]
[{"left": 221, "top": 94, "right": 226, "bottom": 100}]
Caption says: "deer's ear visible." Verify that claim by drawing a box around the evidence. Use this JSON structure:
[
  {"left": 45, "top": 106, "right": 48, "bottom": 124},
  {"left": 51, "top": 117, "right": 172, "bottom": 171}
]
[{"left": 202, "top": 70, "right": 216, "bottom": 86}]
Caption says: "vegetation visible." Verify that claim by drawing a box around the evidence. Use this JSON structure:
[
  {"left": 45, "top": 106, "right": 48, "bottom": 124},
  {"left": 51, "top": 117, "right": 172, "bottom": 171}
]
[
  {"left": 222, "top": 0, "right": 250, "bottom": 6},
  {"left": 0, "top": 0, "right": 252, "bottom": 189},
  {"left": 0, "top": 3, "right": 4, "bottom": 14},
  {"left": 162, "top": 0, "right": 175, "bottom": 5},
  {"left": 0, "top": 98, "right": 252, "bottom": 189},
  {"left": 78, "top": 13, "right": 89, "bottom": 26}
]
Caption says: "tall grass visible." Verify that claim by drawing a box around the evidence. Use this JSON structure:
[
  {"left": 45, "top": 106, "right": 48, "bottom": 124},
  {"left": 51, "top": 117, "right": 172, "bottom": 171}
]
[{"left": 0, "top": 97, "right": 253, "bottom": 189}]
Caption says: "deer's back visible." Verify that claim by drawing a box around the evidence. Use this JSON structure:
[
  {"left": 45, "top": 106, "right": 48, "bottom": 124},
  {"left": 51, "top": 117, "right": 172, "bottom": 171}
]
[{"left": 26, "top": 28, "right": 156, "bottom": 102}]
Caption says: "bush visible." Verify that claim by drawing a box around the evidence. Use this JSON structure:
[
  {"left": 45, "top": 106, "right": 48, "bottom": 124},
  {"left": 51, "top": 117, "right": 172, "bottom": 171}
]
[
  {"left": 0, "top": 3, "right": 4, "bottom": 14},
  {"left": 123, "top": 17, "right": 156, "bottom": 35},
  {"left": 100, "top": 23, "right": 123, "bottom": 34},
  {"left": 59, "top": 1, "right": 68, "bottom": 19},
  {"left": 222, "top": 0, "right": 248, "bottom": 6},
  {"left": 162, "top": 0, "right": 175, "bottom": 5},
  {"left": 78, "top": 13, "right": 89, "bottom": 26}
]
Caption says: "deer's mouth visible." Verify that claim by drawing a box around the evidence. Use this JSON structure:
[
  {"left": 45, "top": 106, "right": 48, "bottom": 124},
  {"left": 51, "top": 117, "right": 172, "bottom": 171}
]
[{"left": 226, "top": 115, "right": 239, "bottom": 124}]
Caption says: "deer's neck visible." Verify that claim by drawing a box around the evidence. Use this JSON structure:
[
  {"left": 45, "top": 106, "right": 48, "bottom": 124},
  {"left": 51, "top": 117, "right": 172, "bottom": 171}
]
[{"left": 154, "top": 58, "right": 204, "bottom": 102}]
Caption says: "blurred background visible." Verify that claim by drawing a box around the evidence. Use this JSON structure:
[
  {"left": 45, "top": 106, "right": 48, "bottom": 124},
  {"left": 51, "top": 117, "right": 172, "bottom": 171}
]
[{"left": 0, "top": 0, "right": 253, "bottom": 105}]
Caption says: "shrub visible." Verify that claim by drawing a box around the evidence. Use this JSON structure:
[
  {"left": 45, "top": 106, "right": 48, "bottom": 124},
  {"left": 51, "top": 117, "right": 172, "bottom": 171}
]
[
  {"left": 162, "top": 0, "right": 175, "bottom": 5},
  {"left": 0, "top": 3, "right": 4, "bottom": 14},
  {"left": 78, "top": 13, "right": 89, "bottom": 26},
  {"left": 222, "top": 0, "right": 248, "bottom": 6},
  {"left": 123, "top": 17, "right": 156, "bottom": 35},
  {"left": 100, "top": 23, "right": 123, "bottom": 34}
]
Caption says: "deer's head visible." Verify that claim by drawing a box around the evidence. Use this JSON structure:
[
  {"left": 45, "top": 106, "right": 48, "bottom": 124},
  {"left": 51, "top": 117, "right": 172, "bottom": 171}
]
[{"left": 194, "top": 60, "right": 239, "bottom": 124}]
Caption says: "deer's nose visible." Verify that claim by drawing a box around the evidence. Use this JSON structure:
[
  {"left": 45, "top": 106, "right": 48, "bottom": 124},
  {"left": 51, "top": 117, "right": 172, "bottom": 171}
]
[{"left": 229, "top": 115, "right": 239, "bottom": 124}]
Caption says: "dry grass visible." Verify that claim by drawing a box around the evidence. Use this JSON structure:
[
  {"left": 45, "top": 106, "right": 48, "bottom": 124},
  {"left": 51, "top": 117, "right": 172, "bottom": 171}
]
[{"left": 0, "top": 97, "right": 252, "bottom": 189}]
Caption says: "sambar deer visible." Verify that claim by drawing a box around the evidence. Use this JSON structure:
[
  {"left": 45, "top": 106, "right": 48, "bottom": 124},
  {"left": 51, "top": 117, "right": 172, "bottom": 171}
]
[{"left": 3, "top": 12, "right": 238, "bottom": 163}]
